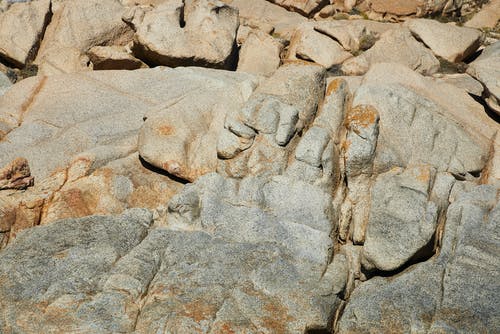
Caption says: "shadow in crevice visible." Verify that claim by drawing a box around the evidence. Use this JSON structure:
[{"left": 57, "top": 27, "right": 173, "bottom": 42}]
[
  {"left": 361, "top": 232, "right": 437, "bottom": 280},
  {"left": 138, "top": 156, "right": 190, "bottom": 185}
]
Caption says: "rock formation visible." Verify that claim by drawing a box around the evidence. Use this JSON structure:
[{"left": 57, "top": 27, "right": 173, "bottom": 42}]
[{"left": 0, "top": 0, "right": 498, "bottom": 332}]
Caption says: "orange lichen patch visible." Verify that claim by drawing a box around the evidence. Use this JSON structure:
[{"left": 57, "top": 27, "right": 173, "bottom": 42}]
[
  {"left": 326, "top": 79, "right": 343, "bottom": 97},
  {"left": 345, "top": 105, "right": 378, "bottom": 129},
  {"left": 341, "top": 139, "right": 352, "bottom": 152},
  {"left": 52, "top": 188, "right": 97, "bottom": 219},
  {"left": 415, "top": 166, "right": 431, "bottom": 183},
  {"left": 180, "top": 300, "right": 218, "bottom": 323},
  {"left": 219, "top": 323, "right": 236, "bottom": 334},
  {"left": 261, "top": 302, "right": 295, "bottom": 334},
  {"left": 157, "top": 124, "right": 175, "bottom": 136}
]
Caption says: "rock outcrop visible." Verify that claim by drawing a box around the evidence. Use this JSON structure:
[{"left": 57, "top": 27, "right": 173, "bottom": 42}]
[{"left": 0, "top": 0, "right": 498, "bottom": 332}]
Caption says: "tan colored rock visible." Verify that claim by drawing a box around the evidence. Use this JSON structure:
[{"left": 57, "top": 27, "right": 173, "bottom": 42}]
[
  {"left": 266, "top": 0, "right": 329, "bottom": 16},
  {"left": 406, "top": 19, "right": 482, "bottom": 63},
  {"left": 433, "top": 73, "right": 483, "bottom": 97},
  {"left": 0, "top": 0, "right": 51, "bottom": 67},
  {"left": 35, "top": 0, "right": 132, "bottom": 75},
  {"left": 342, "top": 28, "right": 439, "bottom": 76},
  {"left": 287, "top": 24, "right": 352, "bottom": 68},
  {"left": 467, "top": 41, "right": 500, "bottom": 117},
  {"left": 369, "top": 0, "right": 423, "bottom": 16},
  {"left": 314, "top": 20, "right": 396, "bottom": 52},
  {"left": 0, "top": 158, "right": 34, "bottom": 190},
  {"left": 128, "top": 0, "right": 239, "bottom": 69},
  {"left": 465, "top": 0, "right": 500, "bottom": 29},
  {"left": 88, "top": 45, "right": 147, "bottom": 70},
  {"left": 221, "top": 0, "right": 307, "bottom": 40},
  {"left": 138, "top": 69, "right": 259, "bottom": 182},
  {"left": 237, "top": 31, "right": 283, "bottom": 76}
]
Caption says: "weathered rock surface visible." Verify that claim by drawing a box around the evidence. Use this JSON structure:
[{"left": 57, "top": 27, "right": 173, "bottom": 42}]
[
  {"left": 266, "top": 0, "right": 329, "bottom": 16},
  {"left": 0, "top": 71, "right": 12, "bottom": 96},
  {"left": 361, "top": 166, "right": 439, "bottom": 272},
  {"left": 342, "top": 28, "right": 440, "bottom": 76},
  {"left": 0, "top": 171, "right": 343, "bottom": 333},
  {"left": 138, "top": 69, "right": 258, "bottom": 182},
  {"left": 467, "top": 41, "right": 500, "bottom": 116},
  {"left": 338, "top": 184, "right": 500, "bottom": 333},
  {"left": 433, "top": 73, "right": 484, "bottom": 96},
  {"left": 406, "top": 18, "right": 482, "bottom": 63},
  {"left": 0, "top": 3, "right": 499, "bottom": 333},
  {"left": 35, "top": 0, "right": 132, "bottom": 75},
  {"left": 0, "top": 0, "right": 51, "bottom": 67},
  {"left": 350, "top": 63, "right": 496, "bottom": 175},
  {"left": 287, "top": 24, "right": 353, "bottom": 68},
  {"left": 127, "top": 0, "right": 239, "bottom": 69},
  {"left": 465, "top": 0, "right": 500, "bottom": 29},
  {"left": 222, "top": 0, "right": 307, "bottom": 40},
  {"left": 237, "top": 30, "right": 283, "bottom": 76}
]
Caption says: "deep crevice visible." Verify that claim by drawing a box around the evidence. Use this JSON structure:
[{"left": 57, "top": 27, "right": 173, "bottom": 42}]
[
  {"left": 471, "top": 94, "right": 500, "bottom": 124},
  {"left": 139, "top": 156, "right": 190, "bottom": 185}
]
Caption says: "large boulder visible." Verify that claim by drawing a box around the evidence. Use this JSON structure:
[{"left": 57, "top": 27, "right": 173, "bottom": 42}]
[
  {"left": 0, "top": 0, "right": 51, "bottom": 67},
  {"left": 34, "top": 0, "right": 132, "bottom": 75},
  {"left": 237, "top": 30, "right": 283, "bottom": 76},
  {"left": 349, "top": 63, "right": 497, "bottom": 176},
  {"left": 127, "top": 0, "right": 239, "bottom": 69},
  {"left": 137, "top": 69, "right": 258, "bottom": 182},
  {"left": 287, "top": 24, "right": 353, "bottom": 68},
  {"left": 338, "top": 184, "right": 500, "bottom": 333},
  {"left": 467, "top": 41, "right": 500, "bottom": 116},
  {"left": 221, "top": 0, "right": 307, "bottom": 40},
  {"left": 405, "top": 18, "right": 482, "bottom": 63},
  {"left": 341, "top": 28, "right": 440, "bottom": 76}
]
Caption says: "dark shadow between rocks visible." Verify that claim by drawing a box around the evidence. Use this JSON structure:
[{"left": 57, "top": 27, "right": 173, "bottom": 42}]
[{"left": 139, "top": 155, "right": 190, "bottom": 185}]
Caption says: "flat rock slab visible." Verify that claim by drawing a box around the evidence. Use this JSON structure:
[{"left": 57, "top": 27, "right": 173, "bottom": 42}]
[{"left": 405, "top": 19, "right": 482, "bottom": 63}]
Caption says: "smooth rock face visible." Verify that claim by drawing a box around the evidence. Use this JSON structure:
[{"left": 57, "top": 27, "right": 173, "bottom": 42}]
[
  {"left": 338, "top": 184, "right": 500, "bottom": 333},
  {"left": 0, "top": 0, "right": 51, "bottom": 67},
  {"left": 467, "top": 41, "right": 500, "bottom": 116},
  {"left": 341, "top": 28, "right": 439, "bottom": 76},
  {"left": 129, "top": 0, "right": 239, "bottom": 69},
  {"left": 406, "top": 18, "right": 482, "bottom": 62}
]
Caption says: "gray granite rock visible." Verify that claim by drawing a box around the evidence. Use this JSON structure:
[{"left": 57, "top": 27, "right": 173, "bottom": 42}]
[{"left": 337, "top": 184, "right": 500, "bottom": 333}]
